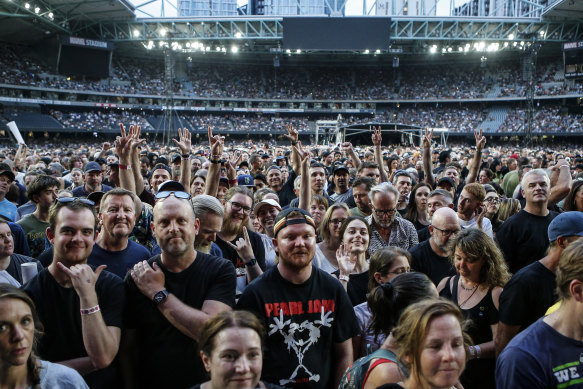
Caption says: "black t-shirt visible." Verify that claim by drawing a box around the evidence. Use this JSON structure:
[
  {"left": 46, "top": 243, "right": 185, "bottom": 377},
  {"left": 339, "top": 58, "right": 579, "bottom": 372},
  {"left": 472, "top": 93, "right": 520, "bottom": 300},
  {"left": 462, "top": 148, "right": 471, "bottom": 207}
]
[
  {"left": 499, "top": 261, "right": 556, "bottom": 330},
  {"left": 216, "top": 229, "right": 266, "bottom": 295},
  {"left": 237, "top": 265, "right": 360, "bottom": 389},
  {"left": 124, "top": 252, "right": 236, "bottom": 389},
  {"left": 189, "top": 382, "right": 286, "bottom": 389},
  {"left": 417, "top": 226, "right": 430, "bottom": 242},
  {"left": 496, "top": 210, "right": 558, "bottom": 274},
  {"left": 277, "top": 170, "right": 297, "bottom": 207},
  {"left": 332, "top": 269, "right": 369, "bottom": 306},
  {"left": 24, "top": 266, "right": 125, "bottom": 389},
  {"left": 410, "top": 239, "right": 456, "bottom": 285}
]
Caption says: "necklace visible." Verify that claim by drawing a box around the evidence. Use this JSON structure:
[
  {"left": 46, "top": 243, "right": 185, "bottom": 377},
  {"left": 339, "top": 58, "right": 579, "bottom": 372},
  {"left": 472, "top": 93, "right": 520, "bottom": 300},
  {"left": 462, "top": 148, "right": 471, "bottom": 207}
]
[
  {"left": 459, "top": 279, "right": 478, "bottom": 291},
  {"left": 458, "top": 279, "right": 480, "bottom": 308}
]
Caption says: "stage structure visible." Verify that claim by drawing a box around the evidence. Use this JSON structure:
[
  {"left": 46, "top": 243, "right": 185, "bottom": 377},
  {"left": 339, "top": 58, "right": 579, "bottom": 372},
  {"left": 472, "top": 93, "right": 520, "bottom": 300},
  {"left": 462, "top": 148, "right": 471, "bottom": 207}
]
[{"left": 342, "top": 123, "right": 449, "bottom": 148}]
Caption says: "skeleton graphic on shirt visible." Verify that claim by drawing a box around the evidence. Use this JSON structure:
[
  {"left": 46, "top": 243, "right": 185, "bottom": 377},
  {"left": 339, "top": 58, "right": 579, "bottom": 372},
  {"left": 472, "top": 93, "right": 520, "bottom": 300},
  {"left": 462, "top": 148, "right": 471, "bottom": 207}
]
[{"left": 268, "top": 307, "right": 334, "bottom": 386}]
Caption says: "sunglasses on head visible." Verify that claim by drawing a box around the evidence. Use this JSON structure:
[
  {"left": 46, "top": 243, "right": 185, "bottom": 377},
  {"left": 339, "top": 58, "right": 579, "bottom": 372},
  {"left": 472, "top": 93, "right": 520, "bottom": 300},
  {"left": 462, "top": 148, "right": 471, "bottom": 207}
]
[
  {"left": 56, "top": 197, "right": 95, "bottom": 206},
  {"left": 155, "top": 191, "right": 191, "bottom": 200}
]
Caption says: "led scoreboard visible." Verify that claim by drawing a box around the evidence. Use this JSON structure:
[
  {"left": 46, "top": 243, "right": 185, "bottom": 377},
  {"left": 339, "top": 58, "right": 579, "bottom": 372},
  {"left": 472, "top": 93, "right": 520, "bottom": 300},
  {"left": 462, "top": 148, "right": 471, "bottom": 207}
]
[{"left": 564, "top": 41, "right": 583, "bottom": 79}]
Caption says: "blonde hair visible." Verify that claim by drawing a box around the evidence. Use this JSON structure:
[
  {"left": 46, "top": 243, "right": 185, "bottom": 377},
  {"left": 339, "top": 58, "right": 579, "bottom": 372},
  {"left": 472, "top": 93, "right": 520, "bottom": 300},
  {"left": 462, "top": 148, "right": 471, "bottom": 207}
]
[{"left": 557, "top": 239, "right": 583, "bottom": 300}]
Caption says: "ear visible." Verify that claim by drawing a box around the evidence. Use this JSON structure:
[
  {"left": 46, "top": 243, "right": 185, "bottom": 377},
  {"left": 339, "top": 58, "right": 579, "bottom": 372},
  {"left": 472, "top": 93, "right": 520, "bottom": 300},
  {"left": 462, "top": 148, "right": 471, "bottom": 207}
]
[
  {"left": 448, "top": 204, "right": 454, "bottom": 210},
  {"left": 46, "top": 227, "right": 54, "bottom": 244},
  {"left": 428, "top": 225, "right": 434, "bottom": 236},
  {"left": 98, "top": 213, "right": 104, "bottom": 226},
  {"left": 556, "top": 236, "right": 568, "bottom": 249},
  {"left": 200, "top": 351, "right": 211, "bottom": 373},
  {"left": 373, "top": 271, "right": 384, "bottom": 285},
  {"left": 272, "top": 237, "right": 279, "bottom": 254},
  {"left": 150, "top": 220, "right": 156, "bottom": 239},
  {"left": 193, "top": 217, "right": 200, "bottom": 236},
  {"left": 570, "top": 279, "right": 583, "bottom": 303}
]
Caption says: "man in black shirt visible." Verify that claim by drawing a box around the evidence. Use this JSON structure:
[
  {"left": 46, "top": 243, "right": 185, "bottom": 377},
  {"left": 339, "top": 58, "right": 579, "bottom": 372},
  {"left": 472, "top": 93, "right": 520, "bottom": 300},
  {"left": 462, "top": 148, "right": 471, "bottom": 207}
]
[
  {"left": 497, "top": 169, "right": 559, "bottom": 273},
  {"left": 410, "top": 207, "right": 460, "bottom": 285},
  {"left": 237, "top": 208, "right": 359, "bottom": 389},
  {"left": 494, "top": 211, "right": 583, "bottom": 357},
  {"left": 123, "top": 190, "right": 236, "bottom": 388}
]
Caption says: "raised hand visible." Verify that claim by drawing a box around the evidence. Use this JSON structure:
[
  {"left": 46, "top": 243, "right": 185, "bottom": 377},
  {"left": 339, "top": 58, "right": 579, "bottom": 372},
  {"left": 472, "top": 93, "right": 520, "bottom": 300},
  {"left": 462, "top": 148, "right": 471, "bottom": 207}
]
[
  {"left": 336, "top": 243, "right": 357, "bottom": 276},
  {"left": 283, "top": 123, "right": 299, "bottom": 144},
  {"left": 130, "top": 260, "right": 166, "bottom": 299},
  {"left": 226, "top": 227, "right": 255, "bottom": 264},
  {"left": 372, "top": 126, "right": 382, "bottom": 146},
  {"left": 208, "top": 126, "right": 224, "bottom": 159},
  {"left": 172, "top": 127, "right": 192, "bottom": 155},
  {"left": 474, "top": 128, "right": 486, "bottom": 151},
  {"left": 57, "top": 263, "right": 106, "bottom": 298},
  {"left": 422, "top": 127, "right": 434, "bottom": 149}
]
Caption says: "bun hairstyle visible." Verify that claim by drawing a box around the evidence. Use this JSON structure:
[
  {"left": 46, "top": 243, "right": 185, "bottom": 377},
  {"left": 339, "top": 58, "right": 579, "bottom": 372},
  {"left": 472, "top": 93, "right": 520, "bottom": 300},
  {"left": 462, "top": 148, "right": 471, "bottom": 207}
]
[{"left": 367, "top": 272, "right": 435, "bottom": 342}]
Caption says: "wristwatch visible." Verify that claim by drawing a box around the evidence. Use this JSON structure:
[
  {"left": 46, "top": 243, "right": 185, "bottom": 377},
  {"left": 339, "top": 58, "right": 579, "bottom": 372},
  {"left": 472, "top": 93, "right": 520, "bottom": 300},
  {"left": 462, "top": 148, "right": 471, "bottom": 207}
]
[{"left": 153, "top": 289, "right": 169, "bottom": 306}]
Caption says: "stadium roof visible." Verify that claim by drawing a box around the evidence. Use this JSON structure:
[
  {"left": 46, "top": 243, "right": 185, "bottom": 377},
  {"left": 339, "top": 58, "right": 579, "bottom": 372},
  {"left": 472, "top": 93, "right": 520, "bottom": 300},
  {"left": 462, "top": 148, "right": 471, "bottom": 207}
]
[{"left": 542, "top": 0, "right": 583, "bottom": 21}]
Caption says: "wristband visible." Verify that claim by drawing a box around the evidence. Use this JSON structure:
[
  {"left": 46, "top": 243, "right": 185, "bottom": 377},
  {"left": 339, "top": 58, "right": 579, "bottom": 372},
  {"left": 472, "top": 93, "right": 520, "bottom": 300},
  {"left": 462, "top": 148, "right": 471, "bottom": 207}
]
[
  {"left": 80, "top": 305, "right": 100, "bottom": 316},
  {"left": 474, "top": 345, "right": 481, "bottom": 359},
  {"left": 560, "top": 164, "right": 570, "bottom": 168},
  {"left": 339, "top": 274, "right": 349, "bottom": 282},
  {"left": 211, "top": 155, "right": 221, "bottom": 160},
  {"left": 181, "top": 153, "right": 190, "bottom": 159},
  {"left": 291, "top": 142, "right": 297, "bottom": 146},
  {"left": 210, "top": 159, "right": 221, "bottom": 164},
  {"left": 119, "top": 164, "right": 131, "bottom": 170},
  {"left": 245, "top": 258, "right": 258, "bottom": 267}
]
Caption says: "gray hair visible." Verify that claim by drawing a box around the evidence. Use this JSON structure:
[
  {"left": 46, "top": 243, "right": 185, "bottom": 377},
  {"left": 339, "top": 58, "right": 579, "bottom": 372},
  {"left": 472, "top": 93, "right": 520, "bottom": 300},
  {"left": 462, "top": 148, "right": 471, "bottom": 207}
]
[
  {"left": 428, "top": 189, "right": 453, "bottom": 204},
  {"left": 191, "top": 194, "right": 224, "bottom": 219},
  {"left": 521, "top": 168, "right": 550, "bottom": 189},
  {"left": 369, "top": 182, "right": 399, "bottom": 205}
]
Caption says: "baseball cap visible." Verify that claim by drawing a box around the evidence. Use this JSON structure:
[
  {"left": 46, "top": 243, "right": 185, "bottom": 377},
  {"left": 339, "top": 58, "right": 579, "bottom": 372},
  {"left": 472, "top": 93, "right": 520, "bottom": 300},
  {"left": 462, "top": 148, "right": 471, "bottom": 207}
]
[
  {"left": 157, "top": 180, "right": 185, "bottom": 194},
  {"left": 87, "top": 191, "right": 105, "bottom": 204},
  {"left": 237, "top": 175, "right": 255, "bottom": 187},
  {"left": 273, "top": 207, "right": 316, "bottom": 237},
  {"left": 333, "top": 165, "right": 349, "bottom": 175},
  {"left": 548, "top": 212, "right": 583, "bottom": 242},
  {"left": 84, "top": 161, "right": 102, "bottom": 173},
  {"left": 254, "top": 199, "right": 282, "bottom": 216},
  {"left": 0, "top": 170, "right": 15, "bottom": 182},
  {"left": 437, "top": 177, "right": 455, "bottom": 188}
]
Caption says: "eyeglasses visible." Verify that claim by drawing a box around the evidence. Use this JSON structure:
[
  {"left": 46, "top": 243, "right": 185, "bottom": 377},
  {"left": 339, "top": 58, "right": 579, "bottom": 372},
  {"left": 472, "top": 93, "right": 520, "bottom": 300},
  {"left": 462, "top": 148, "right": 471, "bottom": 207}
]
[
  {"left": 155, "top": 191, "right": 192, "bottom": 200},
  {"left": 229, "top": 201, "right": 252, "bottom": 215},
  {"left": 432, "top": 225, "right": 460, "bottom": 237},
  {"left": 388, "top": 267, "right": 411, "bottom": 275},
  {"left": 56, "top": 197, "right": 95, "bottom": 206},
  {"left": 372, "top": 206, "right": 397, "bottom": 216},
  {"left": 485, "top": 197, "right": 500, "bottom": 204},
  {"left": 330, "top": 218, "right": 346, "bottom": 226}
]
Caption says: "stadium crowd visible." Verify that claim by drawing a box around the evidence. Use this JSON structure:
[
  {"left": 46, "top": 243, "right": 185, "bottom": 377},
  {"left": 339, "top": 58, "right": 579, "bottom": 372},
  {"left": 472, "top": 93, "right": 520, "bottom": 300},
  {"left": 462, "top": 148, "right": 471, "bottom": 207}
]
[{"left": 0, "top": 119, "right": 579, "bottom": 388}]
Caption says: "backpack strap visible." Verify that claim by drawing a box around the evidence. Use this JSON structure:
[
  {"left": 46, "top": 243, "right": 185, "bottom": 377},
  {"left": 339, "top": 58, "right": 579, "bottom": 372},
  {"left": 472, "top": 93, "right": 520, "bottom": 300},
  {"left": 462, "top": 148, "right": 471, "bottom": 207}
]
[{"left": 370, "top": 348, "right": 408, "bottom": 375}]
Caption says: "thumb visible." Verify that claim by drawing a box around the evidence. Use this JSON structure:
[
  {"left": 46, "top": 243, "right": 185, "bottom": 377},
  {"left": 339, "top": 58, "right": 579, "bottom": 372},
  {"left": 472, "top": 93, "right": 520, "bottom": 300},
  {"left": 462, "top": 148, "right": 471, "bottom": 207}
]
[
  {"left": 94, "top": 265, "right": 107, "bottom": 278},
  {"left": 152, "top": 262, "right": 162, "bottom": 272}
]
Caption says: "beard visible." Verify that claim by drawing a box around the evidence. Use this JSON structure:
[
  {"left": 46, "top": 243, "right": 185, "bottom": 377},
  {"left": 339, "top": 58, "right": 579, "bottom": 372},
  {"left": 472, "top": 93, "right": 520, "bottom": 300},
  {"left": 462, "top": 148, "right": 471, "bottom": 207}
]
[
  {"left": 222, "top": 216, "right": 246, "bottom": 237},
  {"left": 194, "top": 238, "right": 212, "bottom": 254}
]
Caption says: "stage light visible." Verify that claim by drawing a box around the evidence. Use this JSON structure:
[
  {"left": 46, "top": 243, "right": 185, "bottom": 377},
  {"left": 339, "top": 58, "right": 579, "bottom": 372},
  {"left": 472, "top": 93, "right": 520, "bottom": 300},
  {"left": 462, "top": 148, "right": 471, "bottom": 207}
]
[
  {"left": 160, "top": 28, "right": 167, "bottom": 37},
  {"left": 285, "top": 49, "right": 291, "bottom": 54},
  {"left": 296, "top": 49, "right": 301, "bottom": 54},
  {"left": 24, "top": 3, "right": 30, "bottom": 9},
  {"left": 509, "top": 33, "right": 515, "bottom": 40},
  {"left": 364, "top": 49, "right": 370, "bottom": 54},
  {"left": 48, "top": 12, "right": 53, "bottom": 19},
  {"left": 429, "top": 45, "right": 437, "bottom": 54},
  {"left": 34, "top": 7, "right": 40, "bottom": 13},
  {"left": 231, "top": 46, "right": 239, "bottom": 53},
  {"left": 375, "top": 49, "right": 381, "bottom": 54},
  {"left": 235, "top": 32, "right": 242, "bottom": 38},
  {"left": 133, "top": 29, "right": 140, "bottom": 37}
]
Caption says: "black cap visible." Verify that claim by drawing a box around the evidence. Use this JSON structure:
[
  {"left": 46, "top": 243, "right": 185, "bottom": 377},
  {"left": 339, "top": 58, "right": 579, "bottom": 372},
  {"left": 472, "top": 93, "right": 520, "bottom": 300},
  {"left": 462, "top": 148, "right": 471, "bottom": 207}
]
[
  {"left": 437, "top": 177, "right": 455, "bottom": 188},
  {"left": 157, "top": 180, "right": 186, "bottom": 194},
  {"left": 333, "top": 165, "right": 349, "bottom": 175},
  {"left": 273, "top": 208, "right": 316, "bottom": 237}
]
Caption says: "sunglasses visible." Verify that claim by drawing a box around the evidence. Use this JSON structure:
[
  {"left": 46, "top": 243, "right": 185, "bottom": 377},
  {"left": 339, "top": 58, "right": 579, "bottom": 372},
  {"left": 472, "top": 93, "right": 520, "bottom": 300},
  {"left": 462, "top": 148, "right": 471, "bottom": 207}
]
[
  {"left": 155, "top": 191, "right": 192, "bottom": 200},
  {"left": 56, "top": 197, "right": 95, "bottom": 206}
]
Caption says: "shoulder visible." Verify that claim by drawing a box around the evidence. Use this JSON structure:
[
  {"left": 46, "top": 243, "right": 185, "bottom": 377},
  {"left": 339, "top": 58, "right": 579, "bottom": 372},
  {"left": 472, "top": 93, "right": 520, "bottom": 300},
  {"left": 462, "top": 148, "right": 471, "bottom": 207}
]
[
  {"left": 196, "top": 251, "right": 235, "bottom": 271},
  {"left": 127, "top": 240, "right": 150, "bottom": 254},
  {"left": 40, "top": 360, "right": 89, "bottom": 388}
]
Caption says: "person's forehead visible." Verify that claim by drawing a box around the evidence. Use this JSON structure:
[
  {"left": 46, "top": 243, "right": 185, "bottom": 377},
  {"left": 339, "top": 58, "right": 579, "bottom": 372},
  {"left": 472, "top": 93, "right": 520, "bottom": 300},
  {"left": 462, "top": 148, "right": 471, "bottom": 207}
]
[
  {"left": 525, "top": 174, "right": 547, "bottom": 184},
  {"left": 0, "top": 223, "right": 10, "bottom": 233},
  {"left": 396, "top": 175, "right": 411, "bottom": 183},
  {"left": 373, "top": 191, "right": 396, "bottom": 203},
  {"left": 428, "top": 196, "right": 447, "bottom": 204},
  {"left": 56, "top": 207, "right": 95, "bottom": 228},
  {"left": 444, "top": 168, "right": 458, "bottom": 174},
  {"left": 310, "top": 167, "right": 326, "bottom": 174},
  {"left": 278, "top": 220, "right": 316, "bottom": 236},
  {"left": 154, "top": 196, "right": 192, "bottom": 216},
  {"left": 103, "top": 194, "right": 134, "bottom": 207},
  {"left": 346, "top": 219, "right": 367, "bottom": 230},
  {"left": 353, "top": 184, "right": 368, "bottom": 193},
  {"left": 153, "top": 169, "right": 170, "bottom": 177},
  {"left": 231, "top": 193, "right": 252, "bottom": 205}
]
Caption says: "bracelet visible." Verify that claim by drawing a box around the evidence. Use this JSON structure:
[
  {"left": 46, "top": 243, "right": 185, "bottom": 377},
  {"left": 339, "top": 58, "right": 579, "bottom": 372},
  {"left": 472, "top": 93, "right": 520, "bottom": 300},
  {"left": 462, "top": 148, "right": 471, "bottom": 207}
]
[
  {"left": 119, "top": 164, "right": 131, "bottom": 170},
  {"left": 339, "top": 274, "right": 349, "bottom": 282},
  {"left": 560, "top": 164, "right": 570, "bottom": 168},
  {"left": 291, "top": 142, "right": 297, "bottom": 146},
  {"left": 181, "top": 153, "right": 190, "bottom": 159},
  {"left": 474, "top": 345, "right": 481, "bottom": 359},
  {"left": 80, "top": 305, "right": 100, "bottom": 316},
  {"left": 468, "top": 346, "right": 476, "bottom": 359},
  {"left": 210, "top": 159, "right": 221, "bottom": 164},
  {"left": 245, "top": 258, "right": 257, "bottom": 267},
  {"left": 211, "top": 155, "right": 221, "bottom": 160}
]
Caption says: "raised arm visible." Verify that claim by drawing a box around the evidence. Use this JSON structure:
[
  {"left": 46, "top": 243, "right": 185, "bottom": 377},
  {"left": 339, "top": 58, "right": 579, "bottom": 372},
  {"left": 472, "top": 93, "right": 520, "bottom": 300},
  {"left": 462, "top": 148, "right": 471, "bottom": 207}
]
[
  {"left": 205, "top": 126, "right": 224, "bottom": 197},
  {"left": 342, "top": 141, "right": 361, "bottom": 171},
  {"left": 116, "top": 124, "right": 137, "bottom": 194},
  {"left": 283, "top": 124, "right": 300, "bottom": 173},
  {"left": 296, "top": 143, "right": 311, "bottom": 210},
  {"left": 465, "top": 128, "right": 486, "bottom": 184},
  {"left": 372, "top": 126, "right": 389, "bottom": 183},
  {"left": 172, "top": 128, "right": 192, "bottom": 190},
  {"left": 548, "top": 159, "right": 572, "bottom": 207},
  {"left": 422, "top": 128, "right": 435, "bottom": 187}
]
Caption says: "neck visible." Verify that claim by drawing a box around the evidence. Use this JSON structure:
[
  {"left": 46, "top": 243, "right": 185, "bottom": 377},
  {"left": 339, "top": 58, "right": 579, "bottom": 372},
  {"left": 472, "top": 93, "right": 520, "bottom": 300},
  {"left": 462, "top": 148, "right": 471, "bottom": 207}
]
[
  {"left": 0, "top": 363, "right": 30, "bottom": 389},
  {"left": 524, "top": 202, "right": 549, "bottom": 216},
  {"left": 33, "top": 206, "right": 50, "bottom": 223},
  {"left": 277, "top": 262, "right": 312, "bottom": 284},
  {"left": 539, "top": 250, "right": 561, "bottom": 274},
  {"left": 0, "top": 256, "right": 10, "bottom": 271},
  {"left": 397, "top": 200, "right": 407, "bottom": 210},
  {"left": 544, "top": 301, "right": 583, "bottom": 341},
  {"left": 352, "top": 252, "right": 369, "bottom": 273},
  {"left": 457, "top": 211, "right": 473, "bottom": 222},
  {"left": 270, "top": 184, "right": 282, "bottom": 192},
  {"left": 373, "top": 220, "right": 392, "bottom": 235},
  {"left": 48, "top": 261, "right": 76, "bottom": 287},
  {"left": 335, "top": 187, "right": 348, "bottom": 195},
  {"left": 160, "top": 249, "right": 197, "bottom": 273},
  {"left": 460, "top": 275, "right": 480, "bottom": 288},
  {"left": 96, "top": 233, "right": 129, "bottom": 252}
]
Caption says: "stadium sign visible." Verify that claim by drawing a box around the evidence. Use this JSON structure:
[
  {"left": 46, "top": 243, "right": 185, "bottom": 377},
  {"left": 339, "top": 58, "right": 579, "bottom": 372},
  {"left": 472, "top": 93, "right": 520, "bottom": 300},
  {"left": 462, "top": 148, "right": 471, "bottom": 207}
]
[
  {"left": 564, "top": 41, "right": 583, "bottom": 79},
  {"left": 60, "top": 36, "right": 114, "bottom": 51}
]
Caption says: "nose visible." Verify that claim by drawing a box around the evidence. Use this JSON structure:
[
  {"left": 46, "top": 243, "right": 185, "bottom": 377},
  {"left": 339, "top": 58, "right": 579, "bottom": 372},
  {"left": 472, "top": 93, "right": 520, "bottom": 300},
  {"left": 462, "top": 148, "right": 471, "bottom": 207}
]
[
  {"left": 11, "top": 325, "right": 24, "bottom": 342},
  {"left": 440, "top": 343, "right": 455, "bottom": 362},
  {"left": 209, "top": 232, "right": 217, "bottom": 242},
  {"left": 235, "top": 356, "right": 250, "bottom": 373}
]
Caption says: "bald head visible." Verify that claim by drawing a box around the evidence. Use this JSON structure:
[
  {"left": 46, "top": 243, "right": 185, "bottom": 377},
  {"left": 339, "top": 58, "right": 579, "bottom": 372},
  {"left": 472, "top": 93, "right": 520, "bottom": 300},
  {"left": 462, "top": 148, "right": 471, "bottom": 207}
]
[
  {"left": 432, "top": 207, "right": 459, "bottom": 228},
  {"left": 429, "top": 207, "right": 461, "bottom": 256}
]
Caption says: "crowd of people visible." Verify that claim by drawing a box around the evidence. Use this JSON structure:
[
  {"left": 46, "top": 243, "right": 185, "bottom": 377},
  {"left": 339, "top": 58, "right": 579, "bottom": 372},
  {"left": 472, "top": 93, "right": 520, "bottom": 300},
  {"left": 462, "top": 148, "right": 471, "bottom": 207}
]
[{"left": 0, "top": 121, "right": 579, "bottom": 388}]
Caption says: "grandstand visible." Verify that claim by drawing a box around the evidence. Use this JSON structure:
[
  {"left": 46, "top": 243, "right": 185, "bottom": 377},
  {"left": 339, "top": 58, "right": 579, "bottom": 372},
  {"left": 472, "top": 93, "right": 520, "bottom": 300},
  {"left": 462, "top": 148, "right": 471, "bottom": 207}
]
[{"left": 0, "top": 0, "right": 582, "bottom": 145}]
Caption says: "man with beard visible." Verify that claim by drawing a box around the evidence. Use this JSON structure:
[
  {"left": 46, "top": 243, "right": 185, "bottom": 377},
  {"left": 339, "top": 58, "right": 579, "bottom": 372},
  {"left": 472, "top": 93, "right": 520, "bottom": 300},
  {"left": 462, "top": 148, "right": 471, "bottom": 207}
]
[
  {"left": 410, "top": 207, "right": 460, "bottom": 285},
  {"left": 254, "top": 198, "right": 281, "bottom": 268},
  {"left": 366, "top": 182, "right": 418, "bottom": 256},
  {"left": 191, "top": 194, "right": 224, "bottom": 257},
  {"left": 237, "top": 208, "right": 359, "bottom": 389},
  {"left": 123, "top": 190, "right": 236, "bottom": 389},
  {"left": 417, "top": 189, "right": 455, "bottom": 242},
  {"left": 497, "top": 169, "right": 559, "bottom": 273},
  {"left": 72, "top": 161, "right": 113, "bottom": 197},
  {"left": 349, "top": 176, "right": 374, "bottom": 217},
  {"left": 457, "top": 182, "right": 493, "bottom": 238},
  {"left": 330, "top": 165, "right": 352, "bottom": 204},
  {"left": 216, "top": 186, "right": 266, "bottom": 295},
  {"left": 357, "top": 162, "right": 381, "bottom": 185},
  {"left": 87, "top": 188, "right": 150, "bottom": 279}
]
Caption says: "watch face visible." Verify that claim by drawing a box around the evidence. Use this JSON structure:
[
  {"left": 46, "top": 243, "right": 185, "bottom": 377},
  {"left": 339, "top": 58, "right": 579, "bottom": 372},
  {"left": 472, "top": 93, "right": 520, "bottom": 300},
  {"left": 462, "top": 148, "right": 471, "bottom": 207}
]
[{"left": 153, "top": 290, "right": 168, "bottom": 304}]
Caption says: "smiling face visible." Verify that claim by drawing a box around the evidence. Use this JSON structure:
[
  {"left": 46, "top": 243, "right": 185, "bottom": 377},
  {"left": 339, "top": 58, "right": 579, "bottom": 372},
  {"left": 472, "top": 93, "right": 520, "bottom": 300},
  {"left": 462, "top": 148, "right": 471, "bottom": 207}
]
[
  {"left": 417, "top": 314, "right": 466, "bottom": 389},
  {"left": 342, "top": 219, "right": 370, "bottom": 255},
  {"left": 273, "top": 221, "right": 316, "bottom": 272},
  {"left": 309, "top": 201, "right": 326, "bottom": 229},
  {"left": 99, "top": 194, "right": 137, "bottom": 241},
  {"left": 201, "top": 327, "right": 262, "bottom": 389},
  {"left": 47, "top": 207, "right": 97, "bottom": 266},
  {"left": 0, "top": 298, "right": 35, "bottom": 368},
  {"left": 257, "top": 205, "right": 280, "bottom": 236},
  {"left": 152, "top": 197, "right": 198, "bottom": 257}
]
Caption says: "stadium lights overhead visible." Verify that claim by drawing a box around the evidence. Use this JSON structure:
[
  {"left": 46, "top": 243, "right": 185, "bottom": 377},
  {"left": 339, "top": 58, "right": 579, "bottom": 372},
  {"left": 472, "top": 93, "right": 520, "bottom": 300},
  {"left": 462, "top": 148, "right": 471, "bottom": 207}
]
[
  {"left": 429, "top": 45, "right": 437, "bottom": 54},
  {"left": 509, "top": 33, "right": 515, "bottom": 40},
  {"left": 34, "top": 7, "right": 40, "bottom": 13},
  {"left": 364, "top": 49, "right": 370, "bottom": 54},
  {"left": 232, "top": 46, "right": 239, "bottom": 53},
  {"left": 133, "top": 29, "right": 140, "bottom": 37},
  {"left": 235, "top": 32, "right": 242, "bottom": 39},
  {"left": 24, "top": 3, "right": 30, "bottom": 9},
  {"left": 48, "top": 12, "right": 53, "bottom": 19},
  {"left": 296, "top": 49, "right": 301, "bottom": 54},
  {"left": 285, "top": 49, "right": 291, "bottom": 54},
  {"left": 160, "top": 28, "right": 167, "bottom": 37},
  {"left": 375, "top": 49, "right": 381, "bottom": 54}
]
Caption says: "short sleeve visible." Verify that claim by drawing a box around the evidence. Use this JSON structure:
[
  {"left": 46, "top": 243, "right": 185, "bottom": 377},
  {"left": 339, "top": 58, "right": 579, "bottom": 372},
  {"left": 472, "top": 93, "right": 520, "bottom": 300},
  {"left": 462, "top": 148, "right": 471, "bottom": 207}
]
[
  {"left": 204, "top": 259, "right": 236, "bottom": 308},
  {"left": 498, "top": 278, "right": 530, "bottom": 326},
  {"left": 96, "top": 273, "right": 125, "bottom": 329},
  {"left": 332, "top": 284, "right": 360, "bottom": 343},
  {"left": 496, "top": 347, "right": 547, "bottom": 389}
]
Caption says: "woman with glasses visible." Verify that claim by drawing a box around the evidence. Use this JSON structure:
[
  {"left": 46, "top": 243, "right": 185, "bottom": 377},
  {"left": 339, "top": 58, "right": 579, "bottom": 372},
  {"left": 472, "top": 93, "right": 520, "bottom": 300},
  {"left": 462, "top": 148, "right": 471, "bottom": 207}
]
[
  {"left": 483, "top": 188, "right": 503, "bottom": 235},
  {"left": 309, "top": 194, "right": 329, "bottom": 233},
  {"left": 335, "top": 216, "right": 372, "bottom": 306},
  {"left": 437, "top": 228, "right": 510, "bottom": 389},
  {"left": 0, "top": 284, "right": 89, "bottom": 388},
  {"left": 313, "top": 203, "right": 350, "bottom": 273},
  {"left": 352, "top": 247, "right": 413, "bottom": 359}
]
